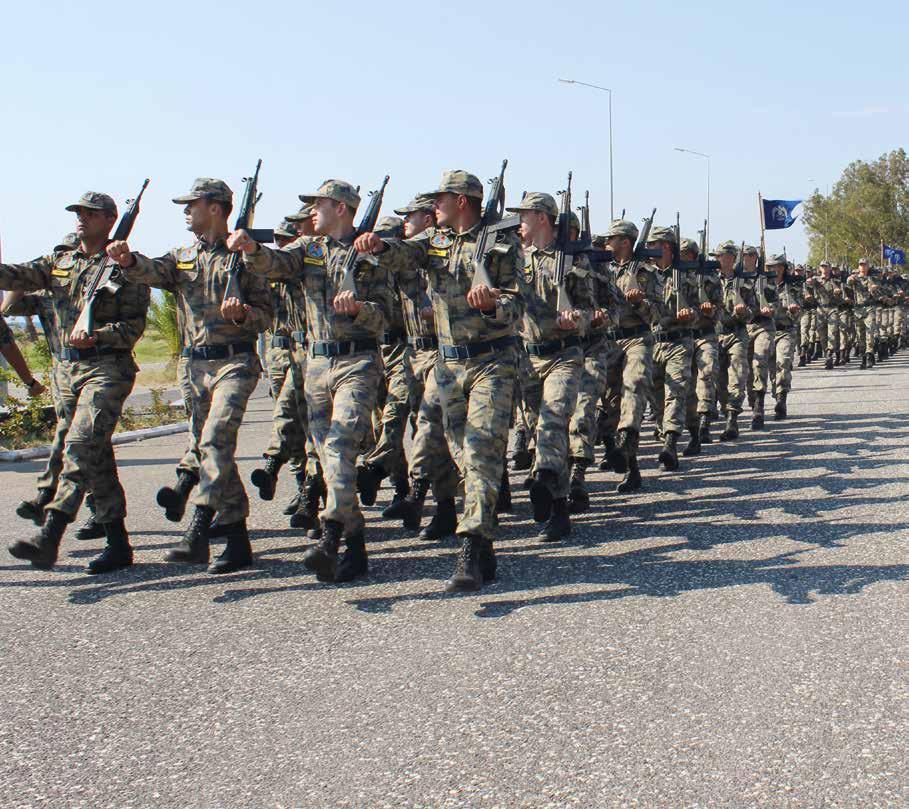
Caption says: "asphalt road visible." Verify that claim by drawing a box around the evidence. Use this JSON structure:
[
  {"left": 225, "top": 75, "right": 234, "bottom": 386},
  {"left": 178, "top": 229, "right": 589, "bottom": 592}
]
[{"left": 1, "top": 354, "right": 907, "bottom": 808}]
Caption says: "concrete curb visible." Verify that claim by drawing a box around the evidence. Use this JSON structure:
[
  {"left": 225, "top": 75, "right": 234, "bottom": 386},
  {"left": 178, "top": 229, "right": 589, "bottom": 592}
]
[{"left": 0, "top": 421, "right": 188, "bottom": 463}]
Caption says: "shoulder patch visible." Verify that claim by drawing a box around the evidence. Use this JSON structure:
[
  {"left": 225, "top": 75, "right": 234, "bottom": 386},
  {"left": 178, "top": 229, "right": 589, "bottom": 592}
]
[
  {"left": 306, "top": 242, "right": 326, "bottom": 259},
  {"left": 176, "top": 245, "right": 198, "bottom": 271},
  {"left": 430, "top": 233, "right": 453, "bottom": 249},
  {"left": 54, "top": 252, "right": 76, "bottom": 270}
]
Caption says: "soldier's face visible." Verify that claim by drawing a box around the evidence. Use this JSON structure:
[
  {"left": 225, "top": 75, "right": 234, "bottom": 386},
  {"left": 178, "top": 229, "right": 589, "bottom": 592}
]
[
  {"left": 518, "top": 211, "right": 547, "bottom": 242},
  {"left": 743, "top": 254, "right": 758, "bottom": 270},
  {"left": 184, "top": 199, "right": 214, "bottom": 234},
  {"left": 312, "top": 198, "right": 343, "bottom": 234},
  {"left": 404, "top": 211, "right": 433, "bottom": 238},
  {"left": 433, "top": 193, "right": 459, "bottom": 227},
  {"left": 606, "top": 235, "right": 632, "bottom": 260},
  {"left": 74, "top": 208, "right": 114, "bottom": 242},
  {"left": 718, "top": 254, "right": 735, "bottom": 272},
  {"left": 860, "top": 264, "right": 869, "bottom": 275},
  {"left": 296, "top": 216, "right": 316, "bottom": 237},
  {"left": 681, "top": 249, "right": 697, "bottom": 262}
]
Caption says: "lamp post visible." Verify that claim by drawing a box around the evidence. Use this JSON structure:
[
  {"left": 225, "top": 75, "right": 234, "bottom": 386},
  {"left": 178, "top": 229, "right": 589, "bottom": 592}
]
[
  {"left": 674, "top": 147, "right": 711, "bottom": 247},
  {"left": 558, "top": 78, "right": 614, "bottom": 221}
]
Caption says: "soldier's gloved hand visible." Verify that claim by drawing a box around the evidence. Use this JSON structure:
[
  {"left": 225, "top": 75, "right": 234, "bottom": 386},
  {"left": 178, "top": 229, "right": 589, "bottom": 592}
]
[
  {"left": 69, "top": 328, "right": 98, "bottom": 349},
  {"left": 699, "top": 302, "right": 715, "bottom": 317},
  {"left": 356, "top": 233, "right": 386, "bottom": 255},
  {"left": 466, "top": 285, "right": 500, "bottom": 312},
  {"left": 227, "top": 230, "right": 258, "bottom": 254},
  {"left": 221, "top": 297, "right": 250, "bottom": 323},
  {"left": 624, "top": 288, "right": 644, "bottom": 304},
  {"left": 557, "top": 310, "right": 581, "bottom": 330},
  {"left": 334, "top": 291, "right": 363, "bottom": 316},
  {"left": 107, "top": 240, "right": 135, "bottom": 268},
  {"left": 677, "top": 308, "right": 695, "bottom": 322}
]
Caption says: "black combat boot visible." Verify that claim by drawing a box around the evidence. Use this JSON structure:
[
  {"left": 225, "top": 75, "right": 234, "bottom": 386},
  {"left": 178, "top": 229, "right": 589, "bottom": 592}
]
[
  {"left": 496, "top": 467, "right": 512, "bottom": 514},
  {"left": 511, "top": 428, "right": 533, "bottom": 471},
  {"left": 616, "top": 455, "right": 642, "bottom": 494},
  {"left": 303, "top": 519, "right": 343, "bottom": 582},
  {"left": 335, "top": 534, "right": 368, "bottom": 583},
  {"left": 798, "top": 346, "right": 808, "bottom": 367},
  {"left": 843, "top": 347, "right": 852, "bottom": 364},
  {"left": 608, "top": 429, "right": 629, "bottom": 474},
  {"left": 250, "top": 456, "right": 283, "bottom": 502},
  {"left": 356, "top": 462, "right": 385, "bottom": 507},
  {"left": 860, "top": 352, "right": 868, "bottom": 369},
  {"left": 283, "top": 471, "right": 307, "bottom": 515},
  {"left": 208, "top": 521, "right": 253, "bottom": 575},
  {"left": 8, "top": 509, "right": 68, "bottom": 570},
  {"left": 813, "top": 340, "right": 823, "bottom": 360},
  {"left": 719, "top": 410, "right": 739, "bottom": 441},
  {"left": 774, "top": 392, "right": 788, "bottom": 420},
  {"left": 529, "top": 469, "right": 557, "bottom": 523},
  {"left": 598, "top": 432, "right": 617, "bottom": 471},
  {"left": 479, "top": 537, "right": 497, "bottom": 582},
  {"left": 16, "top": 487, "right": 54, "bottom": 527},
  {"left": 658, "top": 431, "right": 680, "bottom": 471},
  {"left": 87, "top": 519, "right": 133, "bottom": 575},
  {"left": 207, "top": 516, "right": 229, "bottom": 540},
  {"left": 445, "top": 534, "right": 484, "bottom": 593},
  {"left": 75, "top": 496, "right": 105, "bottom": 541},
  {"left": 751, "top": 392, "right": 766, "bottom": 430},
  {"left": 382, "top": 475, "right": 410, "bottom": 519},
  {"left": 539, "top": 498, "right": 571, "bottom": 542},
  {"left": 290, "top": 472, "right": 324, "bottom": 529},
  {"left": 166, "top": 505, "right": 213, "bottom": 564},
  {"left": 567, "top": 459, "right": 589, "bottom": 514},
  {"left": 867, "top": 350, "right": 875, "bottom": 368},
  {"left": 878, "top": 342, "right": 888, "bottom": 362},
  {"left": 401, "top": 477, "right": 430, "bottom": 532},
  {"left": 682, "top": 424, "right": 701, "bottom": 457},
  {"left": 156, "top": 469, "right": 199, "bottom": 523},
  {"left": 834, "top": 349, "right": 842, "bottom": 366},
  {"left": 824, "top": 350, "right": 834, "bottom": 370},
  {"left": 698, "top": 413, "right": 712, "bottom": 444},
  {"left": 419, "top": 497, "right": 458, "bottom": 541}
]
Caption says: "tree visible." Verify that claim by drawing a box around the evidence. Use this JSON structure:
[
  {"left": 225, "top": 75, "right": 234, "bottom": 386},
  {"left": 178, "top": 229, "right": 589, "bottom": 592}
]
[
  {"left": 803, "top": 149, "right": 909, "bottom": 268},
  {"left": 145, "top": 291, "right": 181, "bottom": 367}
]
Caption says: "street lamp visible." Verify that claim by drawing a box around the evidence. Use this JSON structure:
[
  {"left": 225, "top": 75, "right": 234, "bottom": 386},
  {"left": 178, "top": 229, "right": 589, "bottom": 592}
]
[
  {"left": 674, "top": 147, "right": 710, "bottom": 247},
  {"left": 558, "top": 78, "right": 614, "bottom": 221}
]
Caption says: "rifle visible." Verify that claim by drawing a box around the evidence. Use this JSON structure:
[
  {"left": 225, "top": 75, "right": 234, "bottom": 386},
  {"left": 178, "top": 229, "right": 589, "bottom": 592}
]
[
  {"left": 621, "top": 207, "right": 657, "bottom": 293},
  {"left": 338, "top": 175, "right": 390, "bottom": 294},
  {"left": 668, "top": 213, "right": 691, "bottom": 316},
  {"left": 731, "top": 242, "right": 748, "bottom": 307},
  {"left": 470, "top": 159, "right": 509, "bottom": 291},
  {"left": 554, "top": 172, "right": 593, "bottom": 312},
  {"left": 72, "top": 179, "right": 149, "bottom": 336},
  {"left": 223, "top": 160, "right": 266, "bottom": 304},
  {"left": 578, "top": 190, "right": 591, "bottom": 242}
]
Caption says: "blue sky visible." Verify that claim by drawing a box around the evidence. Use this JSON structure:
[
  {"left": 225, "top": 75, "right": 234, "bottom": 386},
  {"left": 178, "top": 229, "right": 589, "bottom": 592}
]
[{"left": 1, "top": 0, "right": 906, "bottom": 264}]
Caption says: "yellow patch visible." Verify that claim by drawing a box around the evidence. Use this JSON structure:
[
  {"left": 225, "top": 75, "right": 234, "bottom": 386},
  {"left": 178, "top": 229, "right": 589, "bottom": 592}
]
[
  {"left": 51, "top": 269, "right": 71, "bottom": 278},
  {"left": 427, "top": 249, "right": 449, "bottom": 258},
  {"left": 176, "top": 261, "right": 196, "bottom": 271},
  {"left": 303, "top": 257, "right": 326, "bottom": 266}
]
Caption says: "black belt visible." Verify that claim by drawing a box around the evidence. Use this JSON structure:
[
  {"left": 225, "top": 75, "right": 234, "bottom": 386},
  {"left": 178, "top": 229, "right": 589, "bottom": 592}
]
[
  {"left": 58, "top": 346, "right": 129, "bottom": 362},
  {"left": 291, "top": 331, "right": 308, "bottom": 348},
  {"left": 271, "top": 335, "right": 292, "bottom": 350},
  {"left": 190, "top": 342, "right": 255, "bottom": 360},
  {"left": 581, "top": 332, "right": 608, "bottom": 349},
  {"left": 309, "top": 339, "right": 378, "bottom": 358},
  {"left": 440, "top": 335, "right": 515, "bottom": 361},
  {"left": 607, "top": 324, "right": 651, "bottom": 341},
  {"left": 720, "top": 324, "right": 746, "bottom": 335},
  {"left": 652, "top": 329, "right": 692, "bottom": 343},
  {"left": 408, "top": 336, "right": 438, "bottom": 350},
  {"left": 524, "top": 335, "right": 582, "bottom": 357},
  {"left": 690, "top": 325, "right": 718, "bottom": 339},
  {"left": 381, "top": 331, "right": 406, "bottom": 347}
]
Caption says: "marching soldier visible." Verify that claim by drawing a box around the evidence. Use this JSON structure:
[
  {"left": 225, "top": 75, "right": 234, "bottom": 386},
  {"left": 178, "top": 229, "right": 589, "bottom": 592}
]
[
  {"left": 743, "top": 246, "right": 776, "bottom": 430},
  {"left": 769, "top": 254, "right": 801, "bottom": 419}
]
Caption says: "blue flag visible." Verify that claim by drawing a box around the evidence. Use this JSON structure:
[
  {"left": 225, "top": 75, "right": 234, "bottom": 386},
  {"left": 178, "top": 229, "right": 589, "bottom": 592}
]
[
  {"left": 762, "top": 199, "right": 802, "bottom": 230},
  {"left": 883, "top": 244, "right": 906, "bottom": 266}
]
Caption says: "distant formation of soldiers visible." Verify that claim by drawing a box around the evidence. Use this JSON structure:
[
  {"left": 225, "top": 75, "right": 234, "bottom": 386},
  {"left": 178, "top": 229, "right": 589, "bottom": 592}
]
[{"left": 2, "top": 170, "right": 905, "bottom": 593}]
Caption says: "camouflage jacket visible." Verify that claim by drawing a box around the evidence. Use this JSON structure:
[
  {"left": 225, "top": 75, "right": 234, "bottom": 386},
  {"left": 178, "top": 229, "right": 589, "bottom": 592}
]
[
  {"left": 585, "top": 261, "right": 622, "bottom": 337},
  {"left": 395, "top": 270, "right": 434, "bottom": 341},
  {"left": 268, "top": 278, "right": 307, "bottom": 337},
  {"left": 0, "top": 246, "right": 149, "bottom": 352},
  {"left": 718, "top": 273, "right": 757, "bottom": 329},
  {"left": 378, "top": 222, "right": 524, "bottom": 347},
  {"left": 745, "top": 276, "right": 779, "bottom": 324},
  {"left": 847, "top": 274, "right": 878, "bottom": 306},
  {"left": 124, "top": 237, "right": 271, "bottom": 347},
  {"left": 610, "top": 260, "right": 665, "bottom": 329},
  {"left": 243, "top": 233, "right": 390, "bottom": 343},
  {"left": 519, "top": 243, "right": 593, "bottom": 343},
  {"left": 806, "top": 277, "right": 840, "bottom": 307},
  {"left": 655, "top": 266, "right": 702, "bottom": 332},
  {"left": 4, "top": 290, "right": 61, "bottom": 356},
  {"left": 773, "top": 279, "right": 803, "bottom": 327},
  {"left": 687, "top": 271, "right": 724, "bottom": 331}
]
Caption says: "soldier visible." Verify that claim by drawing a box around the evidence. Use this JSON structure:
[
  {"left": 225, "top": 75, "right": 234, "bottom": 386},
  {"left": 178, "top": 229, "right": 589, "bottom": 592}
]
[
  {"left": 715, "top": 241, "right": 755, "bottom": 441},
  {"left": 107, "top": 178, "right": 272, "bottom": 575},
  {"left": 355, "top": 169, "right": 524, "bottom": 593},
  {"left": 837, "top": 265, "right": 855, "bottom": 364},
  {"left": 647, "top": 227, "right": 697, "bottom": 471},
  {"left": 231, "top": 179, "right": 392, "bottom": 584},
  {"left": 799, "top": 266, "right": 818, "bottom": 366},
  {"left": 806, "top": 261, "right": 840, "bottom": 369},
  {"left": 743, "top": 246, "right": 776, "bottom": 430},
  {"left": 2, "top": 192, "right": 150, "bottom": 574},
  {"left": 769, "top": 254, "right": 801, "bottom": 419},
  {"left": 507, "top": 192, "right": 591, "bottom": 541}
]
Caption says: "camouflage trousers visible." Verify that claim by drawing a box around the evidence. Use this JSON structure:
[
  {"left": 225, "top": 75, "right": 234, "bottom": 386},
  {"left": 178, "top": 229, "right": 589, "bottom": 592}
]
[
  {"left": 306, "top": 352, "right": 381, "bottom": 537},
  {"left": 409, "top": 348, "right": 460, "bottom": 499},
  {"left": 521, "top": 346, "right": 583, "bottom": 498},
  {"left": 772, "top": 325, "right": 797, "bottom": 396},
  {"left": 717, "top": 328, "right": 749, "bottom": 414},
  {"left": 176, "top": 353, "right": 201, "bottom": 477},
  {"left": 264, "top": 343, "right": 308, "bottom": 474},
  {"left": 799, "top": 310, "right": 816, "bottom": 347},
  {"left": 568, "top": 335, "right": 618, "bottom": 463},
  {"left": 189, "top": 352, "right": 261, "bottom": 524},
  {"left": 48, "top": 354, "right": 136, "bottom": 523},
  {"left": 685, "top": 334, "right": 719, "bottom": 429},
  {"left": 816, "top": 307, "right": 841, "bottom": 352},
  {"left": 652, "top": 336, "right": 694, "bottom": 436},
  {"left": 896, "top": 306, "right": 907, "bottom": 341},
  {"left": 36, "top": 368, "right": 69, "bottom": 495},
  {"left": 364, "top": 342, "right": 414, "bottom": 479},
  {"left": 606, "top": 334, "right": 655, "bottom": 433},
  {"left": 514, "top": 346, "right": 536, "bottom": 436},
  {"left": 435, "top": 348, "right": 516, "bottom": 539},
  {"left": 747, "top": 321, "right": 775, "bottom": 395},
  {"left": 879, "top": 307, "right": 894, "bottom": 339}
]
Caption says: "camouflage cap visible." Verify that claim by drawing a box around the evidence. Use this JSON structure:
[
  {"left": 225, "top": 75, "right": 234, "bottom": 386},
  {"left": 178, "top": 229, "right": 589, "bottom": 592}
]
[
  {"left": 374, "top": 215, "right": 404, "bottom": 238},
  {"left": 554, "top": 211, "right": 581, "bottom": 231},
  {"left": 394, "top": 193, "right": 436, "bottom": 216},
  {"left": 605, "top": 219, "right": 639, "bottom": 241},
  {"left": 435, "top": 169, "right": 484, "bottom": 199},
  {"left": 274, "top": 219, "right": 299, "bottom": 239},
  {"left": 858, "top": 257, "right": 869, "bottom": 265},
  {"left": 742, "top": 245, "right": 759, "bottom": 257},
  {"left": 299, "top": 179, "right": 361, "bottom": 209},
  {"left": 172, "top": 178, "right": 233, "bottom": 205},
  {"left": 767, "top": 253, "right": 787, "bottom": 266},
  {"left": 54, "top": 232, "right": 80, "bottom": 252},
  {"left": 714, "top": 240, "right": 738, "bottom": 256},
  {"left": 679, "top": 238, "right": 699, "bottom": 256},
  {"left": 65, "top": 191, "right": 117, "bottom": 216},
  {"left": 505, "top": 192, "right": 558, "bottom": 218},
  {"left": 592, "top": 234, "right": 608, "bottom": 248},
  {"left": 285, "top": 203, "right": 314, "bottom": 222},
  {"left": 819, "top": 259, "right": 831, "bottom": 268},
  {"left": 647, "top": 226, "right": 677, "bottom": 246}
]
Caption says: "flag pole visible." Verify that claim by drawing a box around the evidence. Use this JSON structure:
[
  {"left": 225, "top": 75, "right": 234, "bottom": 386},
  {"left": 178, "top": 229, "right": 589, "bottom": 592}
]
[
  {"left": 758, "top": 192, "right": 766, "bottom": 262},
  {"left": 880, "top": 238, "right": 884, "bottom": 268}
]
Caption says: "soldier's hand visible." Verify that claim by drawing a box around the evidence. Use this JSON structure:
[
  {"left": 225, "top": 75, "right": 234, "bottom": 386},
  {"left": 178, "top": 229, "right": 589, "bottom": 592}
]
[
  {"left": 699, "top": 302, "right": 715, "bottom": 317},
  {"left": 804, "top": 294, "right": 815, "bottom": 303},
  {"left": 760, "top": 306, "right": 773, "bottom": 317},
  {"left": 221, "top": 297, "right": 250, "bottom": 323},
  {"left": 25, "top": 378, "right": 46, "bottom": 398},
  {"left": 355, "top": 233, "right": 386, "bottom": 255},
  {"left": 677, "top": 308, "right": 695, "bottom": 322},
  {"left": 333, "top": 290, "right": 363, "bottom": 316},
  {"left": 624, "top": 288, "right": 645, "bottom": 304},
  {"left": 557, "top": 310, "right": 581, "bottom": 330},
  {"left": 871, "top": 285, "right": 880, "bottom": 294},
  {"left": 834, "top": 288, "right": 843, "bottom": 296},
  {"left": 106, "top": 240, "right": 135, "bottom": 268},
  {"left": 69, "top": 328, "right": 98, "bottom": 349},
  {"left": 734, "top": 303, "right": 749, "bottom": 318},
  {"left": 227, "top": 230, "right": 258, "bottom": 255},
  {"left": 420, "top": 305, "right": 434, "bottom": 323},
  {"left": 789, "top": 304, "right": 801, "bottom": 315},
  {"left": 591, "top": 309, "right": 608, "bottom": 328},
  {"left": 466, "top": 285, "right": 500, "bottom": 312}
]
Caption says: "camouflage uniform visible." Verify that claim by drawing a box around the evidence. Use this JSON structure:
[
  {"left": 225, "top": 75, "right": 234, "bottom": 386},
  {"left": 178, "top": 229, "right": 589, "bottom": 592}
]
[
  {"left": 123, "top": 180, "right": 271, "bottom": 526},
  {"left": 770, "top": 262, "right": 802, "bottom": 401},
  {"left": 683, "top": 250, "right": 723, "bottom": 436},
  {"left": 808, "top": 269, "right": 841, "bottom": 356},
  {"left": 716, "top": 248, "right": 757, "bottom": 419},
  {"left": 744, "top": 255, "right": 777, "bottom": 419}
]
